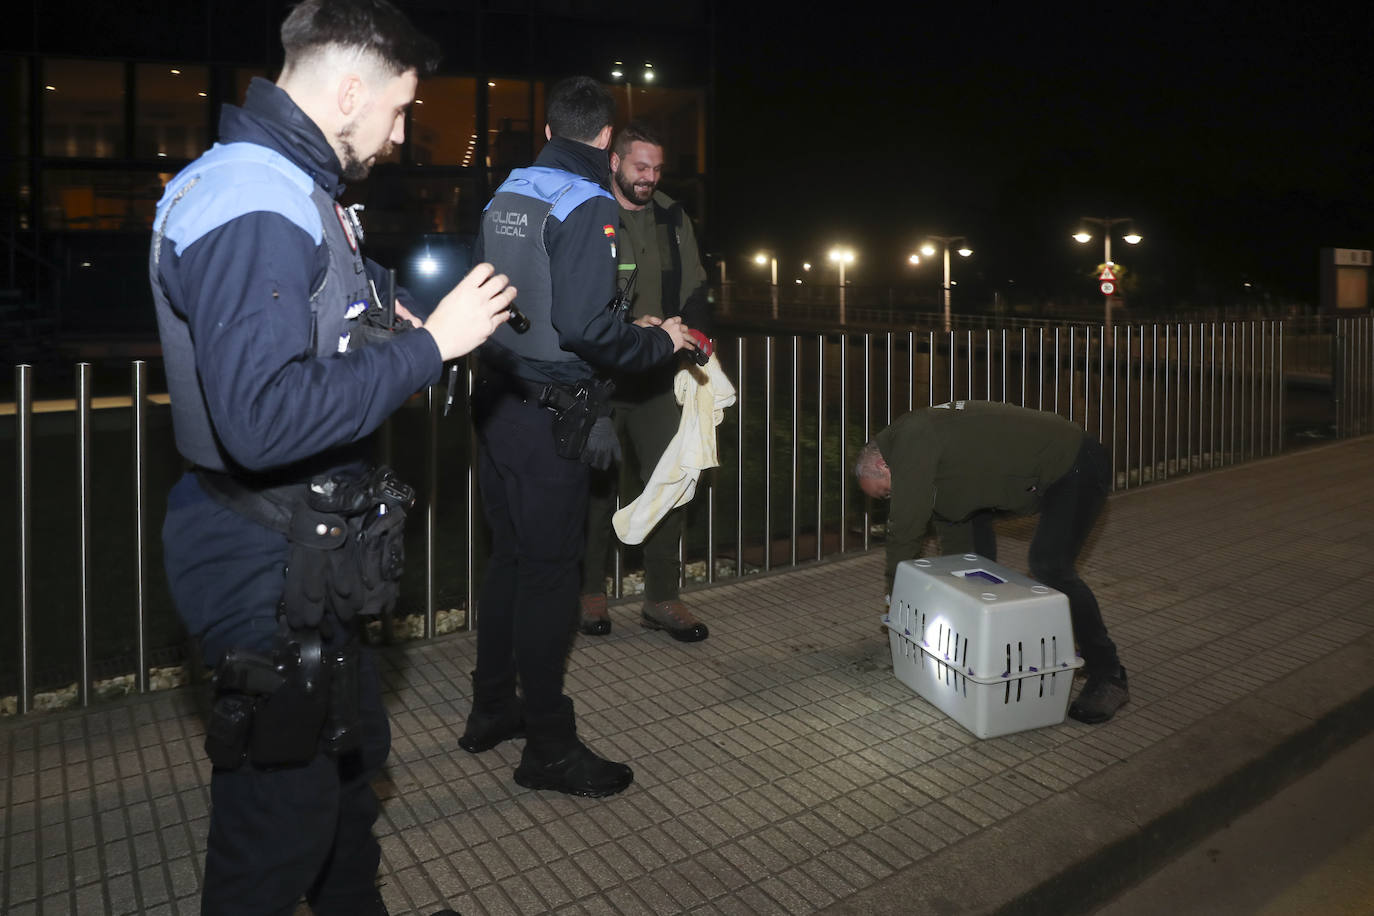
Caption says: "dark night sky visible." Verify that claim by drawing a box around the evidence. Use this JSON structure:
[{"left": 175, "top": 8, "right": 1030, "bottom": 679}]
[{"left": 709, "top": 1, "right": 1374, "bottom": 306}]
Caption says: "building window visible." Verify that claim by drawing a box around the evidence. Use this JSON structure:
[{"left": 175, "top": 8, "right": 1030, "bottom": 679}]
[
  {"left": 411, "top": 76, "right": 477, "bottom": 167},
  {"left": 1, "top": 56, "right": 30, "bottom": 157},
  {"left": 42, "top": 169, "right": 164, "bottom": 231},
  {"left": 487, "top": 78, "right": 533, "bottom": 176},
  {"left": 42, "top": 59, "right": 126, "bottom": 158},
  {"left": 135, "top": 64, "right": 209, "bottom": 162}
]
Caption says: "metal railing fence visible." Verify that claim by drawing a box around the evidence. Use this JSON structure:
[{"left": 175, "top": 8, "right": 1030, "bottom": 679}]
[{"left": 4, "top": 314, "right": 1372, "bottom": 715}]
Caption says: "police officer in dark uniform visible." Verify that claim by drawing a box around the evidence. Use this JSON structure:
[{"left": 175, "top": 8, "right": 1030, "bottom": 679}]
[
  {"left": 150, "top": 2, "right": 516, "bottom": 912},
  {"left": 460, "top": 77, "right": 697, "bottom": 797}
]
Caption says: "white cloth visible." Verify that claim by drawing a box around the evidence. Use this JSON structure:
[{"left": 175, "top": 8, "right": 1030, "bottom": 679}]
[{"left": 613, "top": 354, "right": 736, "bottom": 545}]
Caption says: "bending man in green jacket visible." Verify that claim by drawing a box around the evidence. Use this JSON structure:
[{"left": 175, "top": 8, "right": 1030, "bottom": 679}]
[{"left": 854, "top": 400, "right": 1129, "bottom": 724}]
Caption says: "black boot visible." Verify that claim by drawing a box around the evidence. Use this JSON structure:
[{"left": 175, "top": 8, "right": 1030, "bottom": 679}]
[
  {"left": 514, "top": 698, "right": 633, "bottom": 798},
  {"left": 459, "top": 671, "right": 525, "bottom": 753}
]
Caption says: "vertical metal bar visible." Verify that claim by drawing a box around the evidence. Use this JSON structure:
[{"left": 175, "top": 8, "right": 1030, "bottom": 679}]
[
  {"left": 466, "top": 360, "right": 478, "bottom": 626},
  {"left": 1269, "top": 325, "right": 1280, "bottom": 458},
  {"left": 17, "top": 365, "right": 34, "bottom": 713},
  {"left": 839, "top": 333, "right": 848, "bottom": 554},
  {"left": 984, "top": 329, "right": 992, "bottom": 400},
  {"left": 1181, "top": 325, "right": 1192, "bottom": 472},
  {"left": 1018, "top": 329, "right": 1026, "bottom": 407},
  {"left": 1263, "top": 321, "right": 1272, "bottom": 454},
  {"left": 707, "top": 455, "right": 716, "bottom": 584},
  {"left": 791, "top": 335, "right": 799, "bottom": 567},
  {"left": 1209, "top": 322, "right": 1217, "bottom": 469},
  {"left": 613, "top": 488, "right": 623, "bottom": 597},
  {"left": 943, "top": 330, "right": 952, "bottom": 403},
  {"left": 425, "top": 383, "right": 438, "bottom": 638},
  {"left": 1155, "top": 325, "right": 1163, "bottom": 481},
  {"left": 132, "top": 360, "right": 148, "bottom": 693},
  {"left": 1147, "top": 325, "right": 1155, "bottom": 482},
  {"left": 1123, "top": 326, "right": 1131, "bottom": 489},
  {"left": 862, "top": 332, "right": 871, "bottom": 552},
  {"left": 1235, "top": 321, "right": 1242, "bottom": 460},
  {"left": 966, "top": 330, "right": 974, "bottom": 400},
  {"left": 1113, "top": 328, "right": 1120, "bottom": 490},
  {"left": 816, "top": 334, "right": 825, "bottom": 562},
  {"left": 1000, "top": 329, "right": 1008, "bottom": 402},
  {"left": 1138, "top": 325, "right": 1145, "bottom": 483},
  {"left": 928, "top": 331, "right": 935, "bottom": 406},
  {"left": 1059, "top": 327, "right": 1066, "bottom": 419},
  {"left": 1249, "top": 321, "right": 1257, "bottom": 459},
  {"left": 1174, "top": 324, "right": 1182, "bottom": 474},
  {"left": 1038, "top": 328, "right": 1045, "bottom": 411},
  {"left": 907, "top": 329, "right": 915, "bottom": 413},
  {"left": 764, "top": 336, "right": 774, "bottom": 572},
  {"left": 737, "top": 337, "right": 746, "bottom": 575},
  {"left": 76, "top": 363, "right": 92, "bottom": 705},
  {"left": 886, "top": 330, "right": 894, "bottom": 425},
  {"left": 1099, "top": 328, "right": 1107, "bottom": 477}
]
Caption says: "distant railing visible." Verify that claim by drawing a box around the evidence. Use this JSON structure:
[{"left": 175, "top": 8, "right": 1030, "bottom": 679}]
[{"left": 4, "top": 314, "right": 1372, "bottom": 715}]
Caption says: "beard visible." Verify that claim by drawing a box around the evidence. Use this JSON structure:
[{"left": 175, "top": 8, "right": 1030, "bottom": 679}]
[
  {"left": 337, "top": 124, "right": 392, "bottom": 181},
  {"left": 613, "top": 166, "right": 656, "bottom": 206}
]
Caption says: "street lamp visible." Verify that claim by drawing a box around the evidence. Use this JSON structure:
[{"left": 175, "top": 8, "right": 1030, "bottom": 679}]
[
  {"left": 1074, "top": 217, "right": 1141, "bottom": 329},
  {"left": 828, "top": 247, "right": 855, "bottom": 325},
  {"left": 922, "top": 235, "right": 972, "bottom": 332},
  {"left": 755, "top": 252, "right": 778, "bottom": 320}
]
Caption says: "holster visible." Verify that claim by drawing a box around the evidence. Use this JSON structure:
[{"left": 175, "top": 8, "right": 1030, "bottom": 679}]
[
  {"left": 541, "top": 377, "right": 615, "bottom": 462},
  {"left": 204, "top": 632, "right": 361, "bottom": 769}
]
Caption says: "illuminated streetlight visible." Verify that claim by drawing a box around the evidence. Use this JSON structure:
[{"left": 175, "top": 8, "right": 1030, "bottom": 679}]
[
  {"left": 923, "top": 235, "right": 972, "bottom": 332},
  {"left": 755, "top": 252, "right": 779, "bottom": 320},
  {"left": 1072, "top": 216, "right": 1141, "bottom": 267},
  {"left": 1074, "top": 217, "right": 1141, "bottom": 329},
  {"left": 829, "top": 247, "right": 851, "bottom": 325}
]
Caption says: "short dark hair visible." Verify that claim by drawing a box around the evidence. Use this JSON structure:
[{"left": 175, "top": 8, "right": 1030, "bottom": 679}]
[
  {"left": 281, "top": 0, "right": 440, "bottom": 77},
  {"left": 612, "top": 119, "right": 664, "bottom": 159},
  {"left": 546, "top": 77, "right": 615, "bottom": 142}
]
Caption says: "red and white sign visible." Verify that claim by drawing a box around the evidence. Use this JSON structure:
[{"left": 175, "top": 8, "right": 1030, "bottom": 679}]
[
  {"left": 1098, "top": 265, "right": 1116, "bottom": 281},
  {"left": 1100, "top": 280, "right": 1116, "bottom": 296}
]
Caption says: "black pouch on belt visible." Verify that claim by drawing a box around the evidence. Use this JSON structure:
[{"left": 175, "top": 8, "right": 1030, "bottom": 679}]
[{"left": 544, "top": 377, "right": 615, "bottom": 462}]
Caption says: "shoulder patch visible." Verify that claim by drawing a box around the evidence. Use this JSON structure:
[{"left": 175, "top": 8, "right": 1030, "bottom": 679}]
[
  {"left": 495, "top": 166, "right": 612, "bottom": 222},
  {"left": 156, "top": 142, "right": 323, "bottom": 255}
]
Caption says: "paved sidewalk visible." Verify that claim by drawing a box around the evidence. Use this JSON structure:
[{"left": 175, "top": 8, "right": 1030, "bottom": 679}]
[{"left": 3, "top": 437, "right": 1373, "bottom": 916}]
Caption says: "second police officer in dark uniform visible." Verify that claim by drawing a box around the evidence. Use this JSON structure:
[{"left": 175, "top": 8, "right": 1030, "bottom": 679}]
[{"left": 460, "top": 76, "right": 698, "bottom": 797}]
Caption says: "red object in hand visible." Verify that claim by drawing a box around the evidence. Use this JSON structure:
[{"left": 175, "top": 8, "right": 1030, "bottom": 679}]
[{"left": 687, "top": 329, "right": 713, "bottom": 358}]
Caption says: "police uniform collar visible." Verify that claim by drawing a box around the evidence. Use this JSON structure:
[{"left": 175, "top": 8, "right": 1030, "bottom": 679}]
[
  {"left": 537, "top": 135, "right": 612, "bottom": 189},
  {"left": 220, "top": 77, "right": 346, "bottom": 198}
]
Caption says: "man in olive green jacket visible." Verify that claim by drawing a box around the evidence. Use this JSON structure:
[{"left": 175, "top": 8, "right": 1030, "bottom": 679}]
[{"left": 855, "top": 400, "right": 1129, "bottom": 724}]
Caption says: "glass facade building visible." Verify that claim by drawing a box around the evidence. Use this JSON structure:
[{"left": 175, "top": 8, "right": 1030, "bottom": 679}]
[{"left": 0, "top": 0, "right": 714, "bottom": 337}]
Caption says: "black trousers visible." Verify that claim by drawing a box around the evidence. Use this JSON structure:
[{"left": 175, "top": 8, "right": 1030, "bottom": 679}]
[
  {"left": 970, "top": 436, "right": 1120, "bottom": 676},
  {"left": 200, "top": 651, "right": 389, "bottom": 916},
  {"left": 472, "top": 380, "right": 588, "bottom": 722},
  {"left": 163, "top": 474, "right": 389, "bottom": 915}
]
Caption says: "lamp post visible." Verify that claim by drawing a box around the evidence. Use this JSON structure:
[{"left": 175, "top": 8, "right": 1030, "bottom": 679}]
[
  {"left": 754, "top": 252, "right": 778, "bottom": 320},
  {"left": 828, "top": 247, "right": 854, "bottom": 326},
  {"left": 1073, "top": 217, "right": 1141, "bottom": 330},
  {"left": 921, "top": 235, "right": 972, "bottom": 332}
]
